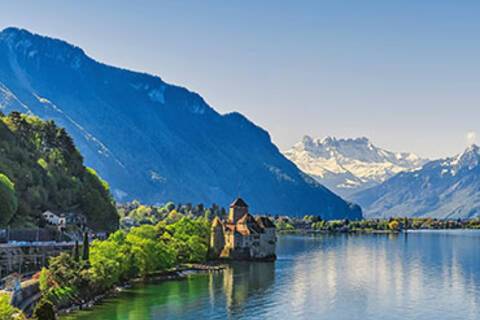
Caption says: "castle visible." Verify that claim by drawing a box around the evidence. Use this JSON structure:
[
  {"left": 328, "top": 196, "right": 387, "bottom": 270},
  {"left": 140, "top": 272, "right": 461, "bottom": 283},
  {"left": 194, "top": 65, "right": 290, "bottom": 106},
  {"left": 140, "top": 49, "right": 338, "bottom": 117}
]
[{"left": 210, "top": 198, "right": 277, "bottom": 261}]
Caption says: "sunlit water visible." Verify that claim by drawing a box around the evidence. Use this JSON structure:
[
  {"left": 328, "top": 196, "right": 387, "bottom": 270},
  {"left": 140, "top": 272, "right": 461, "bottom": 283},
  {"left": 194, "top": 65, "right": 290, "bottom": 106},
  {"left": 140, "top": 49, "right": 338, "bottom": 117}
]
[{"left": 62, "top": 231, "right": 480, "bottom": 320}]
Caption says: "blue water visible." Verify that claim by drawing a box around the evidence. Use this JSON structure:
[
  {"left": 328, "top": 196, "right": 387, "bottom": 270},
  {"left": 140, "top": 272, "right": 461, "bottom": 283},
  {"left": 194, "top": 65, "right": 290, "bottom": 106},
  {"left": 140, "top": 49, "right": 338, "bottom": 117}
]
[{"left": 63, "top": 231, "right": 480, "bottom": 320}]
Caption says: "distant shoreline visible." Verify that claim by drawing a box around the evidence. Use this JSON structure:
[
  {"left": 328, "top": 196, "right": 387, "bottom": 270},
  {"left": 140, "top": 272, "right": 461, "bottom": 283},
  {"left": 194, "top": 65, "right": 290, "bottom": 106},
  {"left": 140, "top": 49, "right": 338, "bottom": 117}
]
[{"left": 277, "top": 228, "right": 480, "bottom": 235}]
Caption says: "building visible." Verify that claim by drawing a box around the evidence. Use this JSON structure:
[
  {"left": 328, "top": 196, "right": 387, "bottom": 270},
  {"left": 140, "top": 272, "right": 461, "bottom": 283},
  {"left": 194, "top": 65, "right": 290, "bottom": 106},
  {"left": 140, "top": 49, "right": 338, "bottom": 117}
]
[
  {"left": 42, "top": 211, "right": 61, "bottom": 225},
  {"left": 121, "top": 216, "right": 138, "bottom": 229},
  {"left": 59, "top": 212, "right": 87, "bottom": 228},
  {"left": 42, "top": 211, "right": 87, "bottom": 228},
  {"left": 210, "top": 198, "right": 276, "bottom": 261}
]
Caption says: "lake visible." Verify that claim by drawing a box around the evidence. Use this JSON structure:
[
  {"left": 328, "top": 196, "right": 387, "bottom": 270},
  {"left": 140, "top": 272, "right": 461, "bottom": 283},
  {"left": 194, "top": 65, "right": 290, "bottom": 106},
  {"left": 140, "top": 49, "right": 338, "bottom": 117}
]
[{"left": 62, "top": 231, "right": 480, "bottom": 320}]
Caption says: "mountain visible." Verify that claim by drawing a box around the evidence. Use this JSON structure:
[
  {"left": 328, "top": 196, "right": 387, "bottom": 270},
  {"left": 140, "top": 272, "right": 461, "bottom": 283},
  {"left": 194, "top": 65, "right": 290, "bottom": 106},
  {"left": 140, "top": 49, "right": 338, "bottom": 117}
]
[
  {"left": 0, "top": 27, "right": 361, "bottom": 219},
  {"left": 0, "top": 112, "right": 117, "bottom": 230},
  {"left": 284, "top": 136, "right": 427, "bottom": 197},
  {"left": 351, "top": 145, "right": 480, "bottom": 218}
]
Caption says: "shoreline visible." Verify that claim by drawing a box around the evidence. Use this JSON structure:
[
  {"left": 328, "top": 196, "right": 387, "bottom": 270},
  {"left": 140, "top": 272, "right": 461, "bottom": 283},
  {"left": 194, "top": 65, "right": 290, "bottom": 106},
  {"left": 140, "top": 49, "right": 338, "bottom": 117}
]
[
  {"left": 58, "top": 262, "right": 227, "bottom": 316},
  {"left": 277, "top": 228, "right": 480, "bottom": 235},
  {"left": 278, "top": 229, "right": 400, "bottom": 235}
]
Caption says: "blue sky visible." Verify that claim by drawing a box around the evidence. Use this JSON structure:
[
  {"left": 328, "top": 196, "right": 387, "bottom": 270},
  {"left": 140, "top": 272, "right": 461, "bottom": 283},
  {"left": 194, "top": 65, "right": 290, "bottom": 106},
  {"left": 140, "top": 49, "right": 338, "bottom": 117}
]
[{"left": 1, "top": 1, "right": 480, "bottom": 158}]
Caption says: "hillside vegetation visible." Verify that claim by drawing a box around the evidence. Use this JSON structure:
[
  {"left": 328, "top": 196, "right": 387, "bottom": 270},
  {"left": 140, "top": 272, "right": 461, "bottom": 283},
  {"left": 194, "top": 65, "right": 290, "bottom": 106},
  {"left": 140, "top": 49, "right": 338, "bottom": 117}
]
[{"left": 0, "top": 111, "right": 118, "bottom": 230}]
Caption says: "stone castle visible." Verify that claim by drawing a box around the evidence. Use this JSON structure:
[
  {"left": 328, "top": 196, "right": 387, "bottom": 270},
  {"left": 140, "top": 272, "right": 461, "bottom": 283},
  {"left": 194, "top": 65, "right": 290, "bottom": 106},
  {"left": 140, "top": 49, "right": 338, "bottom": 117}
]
[{"left": 210, "top": 198, "right": 277, "bottom": 261}]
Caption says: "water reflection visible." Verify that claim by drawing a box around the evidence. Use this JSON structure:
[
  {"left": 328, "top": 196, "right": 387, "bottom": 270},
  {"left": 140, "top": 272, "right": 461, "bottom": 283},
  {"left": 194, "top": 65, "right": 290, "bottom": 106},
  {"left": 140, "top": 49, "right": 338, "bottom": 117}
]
[
  {"left": 273, "top": 232, "right": 480, "bottom": 320},
  {"left": 62, "top": 231, "right": 480, "bottom": 320},
  {"left": 219, "top": 262, "right": 275, "bottom": 318}
]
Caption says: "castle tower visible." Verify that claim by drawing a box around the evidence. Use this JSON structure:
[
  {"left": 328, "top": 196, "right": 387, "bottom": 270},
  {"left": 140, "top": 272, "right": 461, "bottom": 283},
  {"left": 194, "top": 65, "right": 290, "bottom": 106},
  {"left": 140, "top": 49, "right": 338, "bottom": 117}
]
[
  {"left": 228, "top": 198, "right": 249, "bottom": 223},
  {"left": 210, "top": 217, "right": 225, "bottom": 258}
]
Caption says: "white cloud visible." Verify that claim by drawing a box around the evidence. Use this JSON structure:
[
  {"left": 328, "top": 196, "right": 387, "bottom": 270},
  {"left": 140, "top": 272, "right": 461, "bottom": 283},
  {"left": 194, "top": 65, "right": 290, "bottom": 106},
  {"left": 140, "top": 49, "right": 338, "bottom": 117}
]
[{"left": 466, "top": 131, "right": 477, "bottom": 146}]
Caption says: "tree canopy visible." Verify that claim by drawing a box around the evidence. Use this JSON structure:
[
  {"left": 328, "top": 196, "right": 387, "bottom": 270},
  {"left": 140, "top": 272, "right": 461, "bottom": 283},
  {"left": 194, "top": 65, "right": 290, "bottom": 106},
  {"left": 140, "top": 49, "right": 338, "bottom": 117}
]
[
  {"left": 0, "top": 112, "right": 118, "bottom": 230},
  {"left": 0, "top": 173, "right": 17, "bottom": 225},
  {"left": 39, "top": 216, "right": 211, "bottom": 308}
]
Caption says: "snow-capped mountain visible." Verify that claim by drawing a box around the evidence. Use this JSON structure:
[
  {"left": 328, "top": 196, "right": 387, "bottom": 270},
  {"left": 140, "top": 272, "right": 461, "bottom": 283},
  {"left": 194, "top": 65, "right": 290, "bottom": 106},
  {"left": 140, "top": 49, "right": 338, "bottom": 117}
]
[
  {"left": 284, "top": 136, "right": 427, "bottom": 197},
  {"left": 0, "top": 27, "right": 362, "bottom": 219},
  {"left": 352, "top": 145, "right": 480, "bottom": 218}
]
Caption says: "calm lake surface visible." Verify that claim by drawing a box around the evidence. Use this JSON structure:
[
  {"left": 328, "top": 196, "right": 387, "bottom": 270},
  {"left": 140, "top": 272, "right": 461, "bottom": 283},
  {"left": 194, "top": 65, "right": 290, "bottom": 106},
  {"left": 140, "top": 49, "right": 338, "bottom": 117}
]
[{"left": 62, "top": 231, "right": 480, "bottom": 320}]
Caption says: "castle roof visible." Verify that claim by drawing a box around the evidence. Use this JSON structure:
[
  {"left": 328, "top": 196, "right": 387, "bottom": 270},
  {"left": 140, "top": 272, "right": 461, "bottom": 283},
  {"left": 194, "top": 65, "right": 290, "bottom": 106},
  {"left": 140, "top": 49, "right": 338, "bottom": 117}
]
[
  {"left": 236, "top": 213, "right": 264, "bottom": 235},
  {"left": 255, "top": 216, "right": 276, "bottom": 229},
  {"left": 230, "top": 197, "right": 248, "bottom": 208},
  {"left": 212, "top": 216, "right": 224, "bottom": 228}
]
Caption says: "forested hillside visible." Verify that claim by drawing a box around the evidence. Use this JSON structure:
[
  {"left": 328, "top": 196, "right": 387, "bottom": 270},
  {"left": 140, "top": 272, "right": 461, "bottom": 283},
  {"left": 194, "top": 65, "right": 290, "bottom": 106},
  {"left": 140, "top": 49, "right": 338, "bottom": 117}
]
[{"left": 0, "top": 111, "right": 118, "bottom": 230}]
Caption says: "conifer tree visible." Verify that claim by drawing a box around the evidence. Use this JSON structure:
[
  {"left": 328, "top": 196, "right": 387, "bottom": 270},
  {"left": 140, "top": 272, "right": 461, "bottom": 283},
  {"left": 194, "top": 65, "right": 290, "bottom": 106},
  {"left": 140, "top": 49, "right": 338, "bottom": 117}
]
[
  {"left": 82, "top": 232, "right": 89, "bottom": 261},
  {"left": 72, "top": 240, "right": 80, "bottom": 262},
  {"left": 32, "top": 298, "right": 56, "bottom": 320}
]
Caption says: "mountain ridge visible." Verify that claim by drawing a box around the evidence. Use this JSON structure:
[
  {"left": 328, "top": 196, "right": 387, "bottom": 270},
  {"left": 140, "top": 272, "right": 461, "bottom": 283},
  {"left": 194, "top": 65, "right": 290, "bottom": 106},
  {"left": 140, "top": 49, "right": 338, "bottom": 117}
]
[
  {"left": 351, "top": 144, "right": 480, "bottom": 218},
  {"left": 0, "top": 27, "right": 361, "bottom": 219},
  {"left": 284, "top": 135, "right": 427, "bottom": 197}
]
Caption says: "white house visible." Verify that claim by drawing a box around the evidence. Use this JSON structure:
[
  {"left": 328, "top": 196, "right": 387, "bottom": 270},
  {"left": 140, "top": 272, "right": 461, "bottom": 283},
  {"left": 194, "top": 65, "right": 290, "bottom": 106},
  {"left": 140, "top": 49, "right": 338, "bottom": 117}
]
[
  {"left": 59, "top": 212, "right": 87, "bottom": 227},
  {"left": 42, "top": 210, "right": 61, "bottom": 225}
]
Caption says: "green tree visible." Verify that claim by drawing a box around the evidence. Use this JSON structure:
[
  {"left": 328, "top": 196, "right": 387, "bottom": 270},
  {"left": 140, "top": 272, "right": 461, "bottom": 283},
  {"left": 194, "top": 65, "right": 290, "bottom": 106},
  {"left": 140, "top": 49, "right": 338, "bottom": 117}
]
[
  {"left": 32, "top": 299, "right": 56, "bottom": 320},
  {"left": 0, "top": 293, "right": 26, "bottom": 320},
  {"left": 82, "top": 232, "right": 89, "bottom": 262},
  {"left": 388, "top": 220, "right": 400, "bottom": 231},
  {"left": 0, "top": 173, "right": 17, "bottom": 226},
  {"left": 89, "top": 236, "right": 131, "bottom": 290},
  {"left": 72, "top": 240, "right": 80, "bottom": 262},
  {"left": 0, "top": 112, "right": 118, "bottom": 229}
]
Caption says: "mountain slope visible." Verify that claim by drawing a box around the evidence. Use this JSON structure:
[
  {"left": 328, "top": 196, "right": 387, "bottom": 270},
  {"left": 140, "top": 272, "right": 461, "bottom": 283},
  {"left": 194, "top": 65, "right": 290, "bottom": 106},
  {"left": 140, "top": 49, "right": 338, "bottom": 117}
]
[
  {"left": 0, "top": 27, "right": 361, "bottom": 219},
  {"left": 351, "top": 145, "right": 480, "bottom": 218},
  {"left": 284, "top": 136, "right": 427, "bottom": 197}
]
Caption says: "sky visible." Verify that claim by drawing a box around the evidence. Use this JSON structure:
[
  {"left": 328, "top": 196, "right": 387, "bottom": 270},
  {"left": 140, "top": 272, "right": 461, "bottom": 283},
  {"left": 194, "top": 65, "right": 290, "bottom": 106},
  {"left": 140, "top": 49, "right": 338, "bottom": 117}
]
[{"left": 1, "top": 1, "right": 480, "bottom": 159}]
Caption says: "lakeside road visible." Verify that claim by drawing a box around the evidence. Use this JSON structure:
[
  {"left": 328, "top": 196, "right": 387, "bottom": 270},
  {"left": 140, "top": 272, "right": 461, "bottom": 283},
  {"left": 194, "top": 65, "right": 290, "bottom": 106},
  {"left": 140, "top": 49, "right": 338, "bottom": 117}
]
[{"left": 0, "top": 241, "right": 76, "bottom": 248}]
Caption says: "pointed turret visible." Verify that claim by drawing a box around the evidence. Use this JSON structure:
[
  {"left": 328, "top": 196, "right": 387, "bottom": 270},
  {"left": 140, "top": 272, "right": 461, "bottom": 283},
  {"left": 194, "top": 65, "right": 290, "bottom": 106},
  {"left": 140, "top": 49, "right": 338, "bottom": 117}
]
[
  {"left": 209, "top": 216, "right": 225, "bottom": 259},
  {"left": 229, "top": 197, "right": 249, "bottom": 223}
]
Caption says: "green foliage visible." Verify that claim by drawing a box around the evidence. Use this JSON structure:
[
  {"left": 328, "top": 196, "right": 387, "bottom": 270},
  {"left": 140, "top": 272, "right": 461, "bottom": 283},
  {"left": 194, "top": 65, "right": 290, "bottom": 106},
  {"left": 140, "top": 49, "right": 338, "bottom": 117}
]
[
  {"left": 38, "top": 268, "right": 51, "bottom": 295},
  {"left": 0, "top": 293, "right": 26, "bottom": 320},
  {"left": 388, "top": 220, "right": 400, "bottom": 231},
  {"left": 165, "top": 217, "right": 210, "bottom": 263},
  {"left": 89, "top": 233, "right": 132, "bottom": 290},
  {"left": 42, "top": 253, "right": 91, "bottom": 307},
  {"left": 41, "top": 216, "right": 211, "bottom": 308},
  {"left": 275, "top": 219, "right": 295, "bottom": 231},
  {"left": 280, "top": 216, "right": 480, "bottom": 233},
  {"left": 118, "top": 201, "right": 226, "bottom": 228},
  {"left": 303, "top": 215, "right": 321, "bottom": 223},
  {"left": 32, "top": 299, "right": 56, "bottom": 320},
  {"left": 0, "top": 173, "right": 17, "bottom": 226},
  {"left": 0, "top": 112, "right": 118, "bottom": 230}
]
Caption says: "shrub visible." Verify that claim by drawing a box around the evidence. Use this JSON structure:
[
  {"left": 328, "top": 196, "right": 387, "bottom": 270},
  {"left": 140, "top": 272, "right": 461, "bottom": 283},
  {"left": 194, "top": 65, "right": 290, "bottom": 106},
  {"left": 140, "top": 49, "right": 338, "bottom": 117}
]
[
  {"left": 0, "top": 293, "right": 26, "bottom": 320},
  {"left": 0, "top": 173, "right": 17, "bottom": 226},
  {"left": 32, "top": 299, "right": 56, "bottom": 320}
]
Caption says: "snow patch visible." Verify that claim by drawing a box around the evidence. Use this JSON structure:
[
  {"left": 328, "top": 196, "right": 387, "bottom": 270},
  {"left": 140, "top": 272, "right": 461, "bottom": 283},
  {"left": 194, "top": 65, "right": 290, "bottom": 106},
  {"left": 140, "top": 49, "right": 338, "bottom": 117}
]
[
  {"left": 114, "top": 189, "right": 128, "bottom": 200},
  {"left": 0, "top": 82, "right": 33, "bottom": 113},
  {"left": 266, "top": 165, "right": 295, "bottom": 183},
  {"left": 148, "top": 86, "right": 166, "bottom": 104},
  {"left": 284, "top": 135, "right": 428, "bottom": 194},
  {"left": 149, "top": 170, "right": 166, "bottom": 183},
  {"left": 34, "top": 93, "right": 126, "bottom": 168},
  {"left": 191, "top": 103, "right": 206, "bottom": 114}
]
